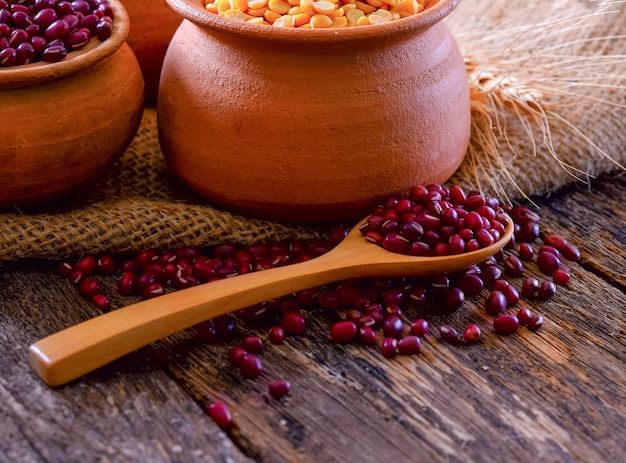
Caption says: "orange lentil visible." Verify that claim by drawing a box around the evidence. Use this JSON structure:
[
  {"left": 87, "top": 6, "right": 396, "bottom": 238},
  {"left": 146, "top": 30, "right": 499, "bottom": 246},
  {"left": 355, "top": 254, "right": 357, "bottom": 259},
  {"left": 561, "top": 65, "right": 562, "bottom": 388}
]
[{"left": 204, "top": 0, "right": 431, "bottom": 27}]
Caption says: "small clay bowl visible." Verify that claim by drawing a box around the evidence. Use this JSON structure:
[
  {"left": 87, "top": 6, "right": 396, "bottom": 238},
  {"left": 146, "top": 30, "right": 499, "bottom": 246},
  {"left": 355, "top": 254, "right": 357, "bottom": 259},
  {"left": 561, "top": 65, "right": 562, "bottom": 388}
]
[
  {"left": 0, "top": 0, "right": 144, "bottom": 209},
  {"left": 123, "top": 0, "right": 181, "bottom": 105},
  {"left": 159, "top": 0, "right": 470, "bottom": 223}
]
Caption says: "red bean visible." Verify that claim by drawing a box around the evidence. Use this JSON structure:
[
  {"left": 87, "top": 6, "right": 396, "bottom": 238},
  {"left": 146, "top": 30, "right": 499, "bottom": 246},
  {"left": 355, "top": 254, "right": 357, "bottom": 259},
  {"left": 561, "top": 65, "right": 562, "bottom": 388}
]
[
  {"left": 359, "top": 326, "right": 377, "bottom": 345},
  {"left": 208, "top": 402, "right": 232, "bottom": 431},
  {"left": 543, "top": 234, "right": 567, "bottom": 250},
  {"left": 509, "top": 206, "right": 540, "bottom": 225},
  {"left": 444, "top": 287, "right": 465, "bottom": 310},
  {"left": 317, "top": 291, "right": 341, "bottom": 309},
  {"left": 269, "top": 380, "right": 291, "bottom": 399},
  {"left": 268, "top": 326, "right": 285, "bottom": 344},
  {"left": 76, "top": 255, "right": 98, "bottom": 275},
  {"left": 537, "top": 280, "right": 556, "bottom": 300},
  {"left": 213, "top": 314, "right": 237, "bottom": 338},
  {"left": 519, "top": 221, "right": 540, "bottom": 242},
  {"left": 79, "top": 277, "right": 100, "bottom": 299},
  {"left": 537, "top": 251, "right": 561, "bottom": 275},
  {"left": 330, "top": 321, "right": 358, "bottom": 343},
  {"left": 562, "top": 243, "right": 581, "bottom": 262},
  {"left": 463, "top": 324, "right": 481, "bottom": 342},
  {"left": 382, "top": 315, "right": 404, "bottom": 339},
  {"left": 553, "top": 269, "right": 571, "bottom": 286},
  {"left": 504, "top": 255, "right": 525, "bottom": 277},
  {"left": 241, "top": 335, "right": 264, "bottom": 354},
  {"left": 410, "top": 318, "right": 429, "bottom": 337},
  {"left": 397, "top": 336, "right": 421, "bottom": 355},
  {"left": 0, "top": 47, "right": 16, "bottom": 66},
  {"left": 501, "top": 284, "right": 520, "bottom": 306},
  {"left": 228, "top": 346, "right": 247, "bottom": 365},
  {"left": 382, "top": 233, "right": 411, "bottom": 254},
  {"left": 457, "top": 273, "right": 484, "bottom": 297},
  {"left": 239, "top": 353, "right": 263, "bottom": 379},
  {"left": 493, "top": 314, "right": 520, "bottom": 335},
  {"left": 517, "top": 307, "right": 534, "bottom": 326},
  {"left": 439, "top": 325, "right": 459, "bottom": 344},
  {"left": 485, "top": 290, "right": 507, "bottom": 315},
  {"left": 97, "top": 255, "right": 116, "bottom": 275},
  {"left": 527, "top": 314, "right": 545, "bottom": 331},
  {"left": 92, "top": 293, "right": 110, "bottom": 312},
  {"left": 280, "top": 312, "right": 306, "bottom": 335},
  {"left": 518, "top": 243, "right": 534, "bottom": 261},
  {"left": 143, "top": 282, "right": 166, "bottom": 299},
  {"left": 58, "top": 262, "right": 75, "bottom": 278},
  {"left": 521, "top": 277, "right": 539, "bottom": 298},
  {"left": 380, "top": 337, "right": 398, "bottom": 358}
]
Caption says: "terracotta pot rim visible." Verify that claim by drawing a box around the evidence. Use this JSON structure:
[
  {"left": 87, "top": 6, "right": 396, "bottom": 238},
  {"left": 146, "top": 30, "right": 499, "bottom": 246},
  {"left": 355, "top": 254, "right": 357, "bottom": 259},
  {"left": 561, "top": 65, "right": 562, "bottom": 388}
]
[
  {"left": 0, "top": 0, "right": 130, "bottom": 88},
  {"left": 166, "top": 0, "right": 461, "bottom": 42}
]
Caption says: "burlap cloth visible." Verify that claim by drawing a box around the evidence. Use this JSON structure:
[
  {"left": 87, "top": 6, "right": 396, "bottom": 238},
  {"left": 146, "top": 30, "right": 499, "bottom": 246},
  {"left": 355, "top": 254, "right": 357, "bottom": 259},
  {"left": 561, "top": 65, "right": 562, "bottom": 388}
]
[{"left": 1, "top": 0, "right": 624, "bottom": 263}]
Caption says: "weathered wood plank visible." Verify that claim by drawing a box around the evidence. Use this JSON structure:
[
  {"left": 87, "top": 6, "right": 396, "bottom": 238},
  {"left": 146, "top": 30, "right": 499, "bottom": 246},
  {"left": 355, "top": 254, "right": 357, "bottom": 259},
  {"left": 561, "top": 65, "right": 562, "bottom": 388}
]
[{"left": 0, "top": 268, "right": 252, "bottom": 463}]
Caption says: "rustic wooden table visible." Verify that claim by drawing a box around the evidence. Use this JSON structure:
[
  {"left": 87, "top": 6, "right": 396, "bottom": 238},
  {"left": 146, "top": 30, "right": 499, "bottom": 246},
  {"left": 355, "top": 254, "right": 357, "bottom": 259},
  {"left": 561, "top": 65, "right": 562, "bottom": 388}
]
[{"left": 1, "top": 173, "right": 625, "bottom": 463}]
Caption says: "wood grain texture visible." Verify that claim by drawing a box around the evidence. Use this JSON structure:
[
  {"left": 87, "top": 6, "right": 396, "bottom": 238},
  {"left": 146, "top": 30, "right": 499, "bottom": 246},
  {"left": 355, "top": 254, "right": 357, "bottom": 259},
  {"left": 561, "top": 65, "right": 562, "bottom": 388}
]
[{"left": 1, "top": 173, "right": 624, "bottom": 463}]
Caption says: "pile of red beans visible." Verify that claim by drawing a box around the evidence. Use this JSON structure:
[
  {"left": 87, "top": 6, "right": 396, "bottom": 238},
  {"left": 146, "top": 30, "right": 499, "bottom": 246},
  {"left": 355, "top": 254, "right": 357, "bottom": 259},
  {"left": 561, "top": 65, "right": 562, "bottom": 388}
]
[
  {"left": 0, "top": 0, "right": 114, "bottom": 67},
  {"left": 58, "top": 183, "right": 581, "bottom": 431}
]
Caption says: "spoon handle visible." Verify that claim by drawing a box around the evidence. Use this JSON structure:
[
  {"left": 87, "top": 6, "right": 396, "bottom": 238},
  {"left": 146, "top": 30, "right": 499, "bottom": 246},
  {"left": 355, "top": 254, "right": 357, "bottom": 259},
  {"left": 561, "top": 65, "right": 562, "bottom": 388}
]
[{"left": 28, "top": 248, "right": 356, "bottom": 387}]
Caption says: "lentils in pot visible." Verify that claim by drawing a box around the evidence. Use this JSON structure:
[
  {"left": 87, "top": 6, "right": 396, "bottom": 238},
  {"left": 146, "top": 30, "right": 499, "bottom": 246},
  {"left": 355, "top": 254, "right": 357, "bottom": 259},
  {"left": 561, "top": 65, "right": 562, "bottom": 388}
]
[{"left": 204, "top": 0, "right": 429, "bottom": 28}]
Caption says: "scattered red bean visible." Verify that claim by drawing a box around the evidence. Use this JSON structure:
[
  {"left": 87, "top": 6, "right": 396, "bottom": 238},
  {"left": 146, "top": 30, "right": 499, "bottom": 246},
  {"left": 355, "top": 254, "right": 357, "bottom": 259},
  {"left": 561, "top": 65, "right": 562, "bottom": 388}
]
[
  {"left": 78, "top": 277, "right": 100, "bottom": 299},
  {"left": 76, "top": 255, "right": 97, "bottom": 275},
  {"left": 517, "top": 307, "right": 534, "bottom": 326},
  {"left": 485, "top": 290, "right": 508, "bottom": 316},
  {"left": 228, "top": 346, "right": 247, "bottom": 366},
  {"left": 239, "top": 353, "right": 263, "bottom": 379},
  {"left": 503, "top": 255, "right": 524, "bottom": 276},
  {"left": 359, "top": 326, "right": 377, "bottom": 345},
  {"left": 463, "top": 324, "right": 481, "bottom": 343},
  {"left": 269, "top": 380, "right": 291, "bottom": 400},
  {"left": 382, "top": 315, "right": 404, "bottom": 339},
  {"left": 410, "top": 318, "right": 429, "bottom": 337},
  {"left": 241, "top": 335, "right": 264, "bottom": 354},
  {"left": 397, "top": 336, "right": 421, "bottom": 355},
  {"left": 537, "top": 251, "right": 561, "bottom": 275},
  {"left": 92, "top": 293, "right": 110, "bottom": 311},
  {"left": 521, "top": 277, "right": 540, "bottom": 298},
  {"left": 268, "top": 326, "right": 285, "bottom": 344},
  {"left": 537, "top": 280, "right": 557, "bottom": 301},
  {"left": 97, "top": 255, "right": 116, "bottom": 275},
  {"left": 208, "top": 402, "right": 232, "bottom": 431},
  {"left": 380, "top": 337, "right": 398, "bottom": 358},
  {"left": 280, "top": 312, "right": 306, "bottom": 335},
  {"left": 439, "top": 325, "right": 459, "bottom": 344},
  {"left": 562, "top": 243, "right": 581, "bottom": 262},
  {"left": 493, "top": 314, "right": 520, "bottom": 335},
  {"left": 330, "top": 321, "right": 358, "bottom": 344},
  {"left": 553, "top": 269, "right": 571, "bottom": 286},
  {"left": 527, "top": 314, "right": 545, "bottom": 331}
]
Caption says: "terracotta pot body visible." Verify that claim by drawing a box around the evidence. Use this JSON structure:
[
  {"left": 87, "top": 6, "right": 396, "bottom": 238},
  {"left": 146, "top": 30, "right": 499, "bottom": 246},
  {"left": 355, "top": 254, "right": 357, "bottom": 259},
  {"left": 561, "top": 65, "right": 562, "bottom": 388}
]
[
  {"left": 158, "top": 0, "right": 470, "bottom": 223},
  {"left": 0, "top": 0, "right": 144, "bottom": 209},
  {"left": 123, "top": 0, "right": 181, "bottom": 105}
]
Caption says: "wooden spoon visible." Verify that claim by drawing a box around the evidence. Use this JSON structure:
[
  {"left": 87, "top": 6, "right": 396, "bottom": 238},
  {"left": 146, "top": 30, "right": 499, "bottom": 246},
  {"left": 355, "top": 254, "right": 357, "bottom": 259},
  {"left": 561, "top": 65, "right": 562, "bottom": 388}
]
[{"left": 29, "top": 216, "right": 513, "bottom": 387}]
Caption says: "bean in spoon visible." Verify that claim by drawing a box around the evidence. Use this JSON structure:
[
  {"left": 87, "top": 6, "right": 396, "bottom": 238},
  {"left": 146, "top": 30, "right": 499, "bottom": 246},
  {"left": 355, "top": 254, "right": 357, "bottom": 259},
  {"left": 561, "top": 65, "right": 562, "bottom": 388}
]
[{"left": 29, "top": 216, "right": 513, "bottom": 387}]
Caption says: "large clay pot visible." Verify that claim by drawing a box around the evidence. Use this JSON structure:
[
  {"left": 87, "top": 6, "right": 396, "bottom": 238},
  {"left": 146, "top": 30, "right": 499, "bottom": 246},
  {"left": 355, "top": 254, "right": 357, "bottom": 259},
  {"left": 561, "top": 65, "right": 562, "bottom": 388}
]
[
  {"left": 123, "top": 0, "right": 181, "bottom": 105},
  {"left": 158, "top": 0, "right": 470, "bottom": 223},
  {"left": 0, "top": 0, "right": 144, "bottom": 209}
]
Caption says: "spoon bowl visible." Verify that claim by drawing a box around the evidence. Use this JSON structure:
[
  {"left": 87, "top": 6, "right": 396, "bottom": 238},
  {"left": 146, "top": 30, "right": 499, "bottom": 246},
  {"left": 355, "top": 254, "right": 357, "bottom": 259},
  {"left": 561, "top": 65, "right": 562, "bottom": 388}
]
[{"left": 29, "top": 215, "right": 513, "bottom": 387}]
